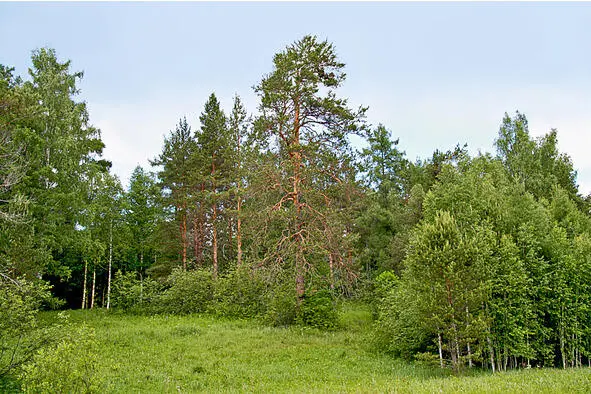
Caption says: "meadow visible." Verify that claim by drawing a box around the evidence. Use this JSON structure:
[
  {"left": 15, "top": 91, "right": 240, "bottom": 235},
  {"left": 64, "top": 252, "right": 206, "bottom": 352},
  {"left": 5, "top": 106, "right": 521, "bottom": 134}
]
[{"left": 45, "top": 305, "right": 591, "bottom": 393}]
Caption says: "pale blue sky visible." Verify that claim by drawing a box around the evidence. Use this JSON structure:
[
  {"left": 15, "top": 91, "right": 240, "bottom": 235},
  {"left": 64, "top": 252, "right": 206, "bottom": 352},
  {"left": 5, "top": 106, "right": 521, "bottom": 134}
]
[{"left": 2, "top": 2, "right": 590, "bottom": 193}]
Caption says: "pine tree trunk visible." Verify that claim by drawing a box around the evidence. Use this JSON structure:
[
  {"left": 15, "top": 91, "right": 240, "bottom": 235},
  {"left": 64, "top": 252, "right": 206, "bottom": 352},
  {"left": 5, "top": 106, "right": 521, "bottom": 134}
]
[
  {"left": 293, "top": 96, "right": 305, "bottom": 303},
  {"left": 573, "top": 338, "right": 576, "bottom": 368},
  {"left": 192, "top": 201, "right": 204, "bottom": 267},
  {"left": 296, "top": 250, "right": 305, "bottom": 301},
  {"left": 213, "top": 203, "right": 218, "bottom": 279},
  {"left": 455, "top": 331, "right": 461, "bottom": 371},
  {"left": 329, "top": 253, "right": 335, "bottom": 291},
  {"left": 82, "top": 260, "right": 88, "bottom": 309},
  {"left": 236, "top": 121, "right": 243, "bottom": 268},
  {"left": 237, "top": 197, "right": 243, "bottom": 267},
  {"left": 580, "top": 340, "right": 583, "bottom": 368},
  {"left": 197, "top": 183, "right": 206, "bottom": 266},
  {"left": 526, "top": 334, "right": 531, "bottom": 368},
  {"left": 192, "top": 214, "right": 199, "bottom": 265},
  {"left": 294, "top": 194, "right": 305, "bottom": 301},
  {"left": 228, "top": 211, "right": 233, "bottom": 259},
  {"left": 180, "top": 202, "right": 188, "bottom": 270},
  {"left": 107, "top": 222, "right": 113, "bottom": 310},
  {"left": 212, "top": 160, "right": 218, "bottom": 279}
]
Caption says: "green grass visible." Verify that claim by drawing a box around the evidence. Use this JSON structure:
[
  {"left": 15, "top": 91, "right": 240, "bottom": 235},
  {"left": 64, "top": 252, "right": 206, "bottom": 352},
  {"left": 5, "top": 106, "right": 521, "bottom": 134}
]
[{"left": 42, "top": 306, "right": 591, "bottom": 393}]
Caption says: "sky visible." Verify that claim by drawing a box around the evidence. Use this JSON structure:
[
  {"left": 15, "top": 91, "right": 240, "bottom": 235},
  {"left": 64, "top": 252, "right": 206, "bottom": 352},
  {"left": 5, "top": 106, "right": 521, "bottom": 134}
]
[{"left": 1, "top": 2, "right": 590, "bottom": 193}]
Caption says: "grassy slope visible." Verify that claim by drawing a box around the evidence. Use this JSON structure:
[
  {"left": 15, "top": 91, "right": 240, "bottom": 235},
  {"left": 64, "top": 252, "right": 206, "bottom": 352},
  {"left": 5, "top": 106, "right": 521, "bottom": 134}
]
[{"left": 61, "top": 306, "right": 590, "bottom": 393}]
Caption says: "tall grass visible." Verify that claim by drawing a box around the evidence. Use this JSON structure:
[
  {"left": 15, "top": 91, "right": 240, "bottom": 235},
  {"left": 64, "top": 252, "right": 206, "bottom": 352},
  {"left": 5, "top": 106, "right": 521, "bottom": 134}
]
[{"left": 42, "top": 306, "right": 591, "bottom": 393}]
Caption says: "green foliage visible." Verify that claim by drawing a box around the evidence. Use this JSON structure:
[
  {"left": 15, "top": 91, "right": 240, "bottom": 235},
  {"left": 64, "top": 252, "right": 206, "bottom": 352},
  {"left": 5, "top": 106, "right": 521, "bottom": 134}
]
[
  {"left": 16, "top": 48, "right": 107, "bottom": 279},
  {"left": 301, "top": 290, "right": 339, "bottom": 330},
  {"left": 360, "top": 124, "right": 407, "bottom": 200},
  {"left": 123, "top": 166, "right": 161, "bottom": 272},
  {"left": 110, "top": 270, "right": 162, "bottom": 311},
  {"left": 261, "top": 277, "right": 297, "bottom": 327},
  {"left": 369, "top": 271, "right": 399, "bottom": 315},
  {"left": 495, "top": 111, "right": 578, "bottom": 200},
  {"left": 356, "top": 126, "right": 426, "bottom": 276},
  {"left": 376, "top": 147, "right": 591, "bottom": 371},
  {"left": 151, "top": 117, "right": 196, "bottom": 270},
  {"left": 211, "top": 268, "right": 267, "bottom": 318},
  {"left": 155, "top": 268, "right": 214, "bottom": 314},
  {"left": 414, "top": 352, "right": 442, "bottom": 369},
  {"left": 0, "top": 65, "right": 47, "bottom": 278},
  {"left": 374, "top": 271, "right": 398, "bottom": 297},
  {"left": 19, "top": 324, "right": 102, "bottom": 393},
  {"left": 111, "top": 266, "right": 341, "bottom": 330},
  {"left": 253, "top": 34, "right": 366, "bottom": 301},
  {"left": 0, "top": 278, "right": 63, "bottom": 377},
  {"left": 373, "top": 270, "right": 430, "bottom": 358}
]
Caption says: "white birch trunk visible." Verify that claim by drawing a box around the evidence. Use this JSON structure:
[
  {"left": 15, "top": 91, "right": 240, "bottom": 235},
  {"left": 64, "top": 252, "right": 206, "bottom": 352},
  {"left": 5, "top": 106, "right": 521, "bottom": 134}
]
[
  {"left": 106, "top": 221, "right": 113, "bottom": 310},
  {"left": 90, "top": 267, "right": 96, "bottom": 309},
  {"left": 82, "top": 260, "right": 88, "bottom": 309}
]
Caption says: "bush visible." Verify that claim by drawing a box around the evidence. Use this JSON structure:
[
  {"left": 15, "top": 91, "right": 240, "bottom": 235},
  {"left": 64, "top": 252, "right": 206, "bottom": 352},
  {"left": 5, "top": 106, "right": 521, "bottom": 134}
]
[
  {"left": 111, "top": 270, "right": 162, "bottom": 311},
  {"left": 154, "top": 268, "right": 214, "bottom": 314},
  {"left": 373, "top": 271, "right": 399, "bottom": 300},
  {"left": 414, "top": 351, "right": 442, "bottom": 368},
  {"left": 19, "top": 323, "right": 102, "bottom": 393},
  {"left": 372, "top": 276, "right": 430, "bottom": 358},
  {"left": 301, "top": 290, "right": 338, "bottom": 330},
  {"left": 0, "top": 278, "right": 62, "bottom": 377},
  {"left": 212, "top": 268, "right": 268, "bottom": 318},
  {"left": 367, "top": 270, "right": 399, "bottom": 319},
  {"left": 110, "top": 266, "right": 342, "bottom": 332}
]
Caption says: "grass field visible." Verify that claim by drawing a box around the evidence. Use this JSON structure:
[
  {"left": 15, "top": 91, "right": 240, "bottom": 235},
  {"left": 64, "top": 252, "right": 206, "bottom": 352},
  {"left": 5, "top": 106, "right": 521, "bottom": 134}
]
[{"left": 39, "top": 304, "right": 590, "bottom": 393}]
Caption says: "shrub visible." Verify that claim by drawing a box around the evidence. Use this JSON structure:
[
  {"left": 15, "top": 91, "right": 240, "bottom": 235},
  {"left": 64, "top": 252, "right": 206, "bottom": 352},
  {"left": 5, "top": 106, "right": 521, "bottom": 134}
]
[
  {"left": 301, "top": 290, "right": 338, "bottom": 330},
  {"left": 0, "top": 278, "right": 62, "bottom": 377},
  {"left": 211, "top": 268, "right": 268, "bottom": 318},
  {"left": 264, "top": 279, "right": 298, "bottom": 327},
  {"left": 414, "top": 351, "right": 442, "bottom": 368},
  {"left": 368, "top": 270, "right": 399, "bottom": 319},
  {"left": 111, "top": 270, "right": 162, "bottom": 311},
  {"left": 154, "top": 268, "right": 214, "bottom": 314},
  {"left": 374, "top": 270, "right": 399, "bottom": 299},
  {"left": 372, "top": 277, "right": 430, "bottom": 358},
  {"left": 19, "top": 323, "right": 102, "bottom": 393}
]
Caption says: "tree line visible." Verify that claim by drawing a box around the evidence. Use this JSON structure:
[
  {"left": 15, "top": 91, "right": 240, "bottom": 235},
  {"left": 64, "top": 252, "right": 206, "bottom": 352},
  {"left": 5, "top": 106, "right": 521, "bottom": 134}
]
[{"left": 2, "top": 36, "right": 591, "bottom": 373}]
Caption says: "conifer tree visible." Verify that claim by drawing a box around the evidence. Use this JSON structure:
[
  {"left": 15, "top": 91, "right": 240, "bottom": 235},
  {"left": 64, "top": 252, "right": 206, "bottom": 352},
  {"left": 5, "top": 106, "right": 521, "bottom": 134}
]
[
  {"left": 196, "top": 93, "right": 228, "bottom": 278},
  {"left": 254, "top": 35, "right": 366, "bottom": 302},
  {"left": 152, "top": 117, "right": 196, "bottom": 270},
  {"left": 227, "top": 95, "right": 249, "bottom": 268}
]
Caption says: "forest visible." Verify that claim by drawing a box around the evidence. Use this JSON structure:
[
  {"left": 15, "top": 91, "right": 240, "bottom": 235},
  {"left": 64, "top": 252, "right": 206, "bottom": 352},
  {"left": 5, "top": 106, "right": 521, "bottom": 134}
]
[{"left": 2, "top": 35, "right": 591, "bottom": 392}]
